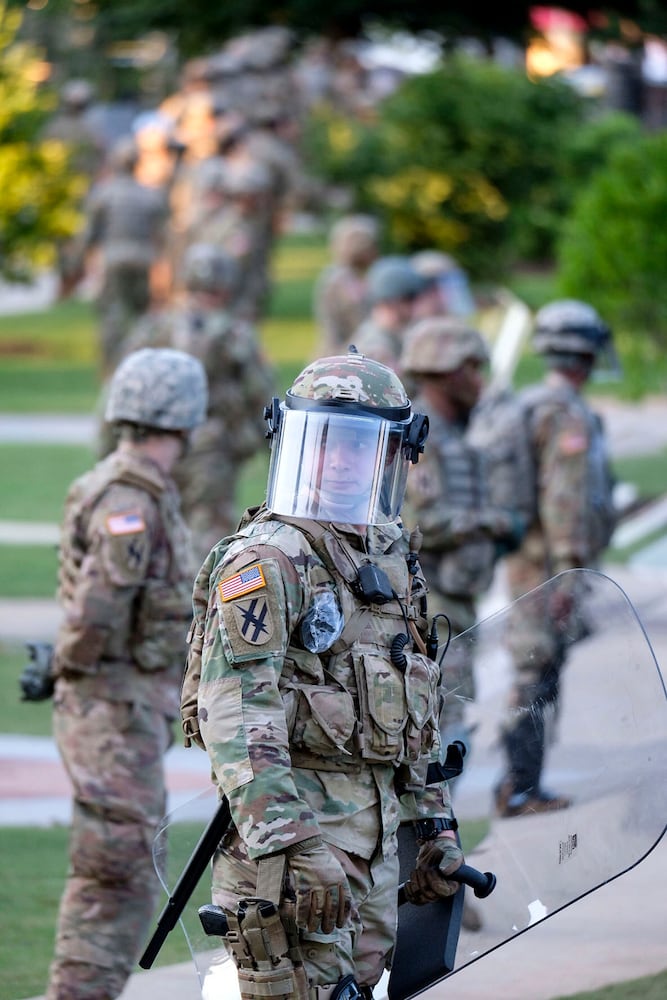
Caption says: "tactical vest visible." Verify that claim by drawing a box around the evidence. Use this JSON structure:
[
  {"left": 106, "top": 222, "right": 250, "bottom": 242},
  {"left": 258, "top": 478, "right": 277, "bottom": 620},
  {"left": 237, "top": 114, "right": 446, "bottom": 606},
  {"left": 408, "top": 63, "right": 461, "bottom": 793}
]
[
  {"left": 57, "top": 451, "right": 193, "bottom": 694},
  {"left": 422, "top": 428, "right": 498, "bottom": 599},
  {"left": 182, "top": 507, "right": 440, "bottom": 791}
]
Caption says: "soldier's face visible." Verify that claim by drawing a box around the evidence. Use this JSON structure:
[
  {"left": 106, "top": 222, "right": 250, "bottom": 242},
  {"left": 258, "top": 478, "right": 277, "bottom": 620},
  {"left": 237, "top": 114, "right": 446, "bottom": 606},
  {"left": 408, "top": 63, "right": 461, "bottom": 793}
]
[
  {"left": 320, "top": 424, "right": 377, "bottom": 503},
  {"left": 445, "top": 358, "right": 485, "bottom": 415}
]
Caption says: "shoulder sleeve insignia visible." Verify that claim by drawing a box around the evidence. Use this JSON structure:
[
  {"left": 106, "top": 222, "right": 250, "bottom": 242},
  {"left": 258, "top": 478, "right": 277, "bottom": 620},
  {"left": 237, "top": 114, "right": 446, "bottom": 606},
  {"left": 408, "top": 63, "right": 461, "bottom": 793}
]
[
  {"left": 105, "top": 510, "right": 146, "bottom": 535},
  {"left": 218, "top": 563, "right": 266, "bottom": 602},
  {"left": 230, "top": 596, "right": 273, "bottom": 646},
  {"left": 558, "top": 431, "right": 588, "bottom": 456}
]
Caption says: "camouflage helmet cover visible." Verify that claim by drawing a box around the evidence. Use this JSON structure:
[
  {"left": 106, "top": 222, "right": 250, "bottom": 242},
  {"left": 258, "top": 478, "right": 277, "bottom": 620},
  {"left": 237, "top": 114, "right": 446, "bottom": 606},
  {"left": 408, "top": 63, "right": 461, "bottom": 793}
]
[
  {"left": 287, "top": 350, "right": 411, "bottom": 419},
  {"left": 183, "top": 243, "right": 239, "bottom": 294},
  {"left": 105, "top": 348, "right": 208, "bottom": 430},
  {"left": 401, "top": 317, "right": 489, "bottom": 375},
  {"left": 533, "top": 299, "right": 611, "bottom": 356},
  {"left": 330, "top": 214, "right": 380, "bottom": 266}
]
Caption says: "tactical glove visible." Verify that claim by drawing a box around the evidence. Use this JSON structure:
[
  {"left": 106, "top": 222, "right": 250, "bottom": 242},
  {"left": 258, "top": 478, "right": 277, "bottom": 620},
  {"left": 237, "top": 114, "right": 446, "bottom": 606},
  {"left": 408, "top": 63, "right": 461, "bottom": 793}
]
[
  {"left": 284, "top": 836, "right": 352, "bottom": 933},
  {"left": 403, "top": 837, "right": 464, "bottom": 905}
]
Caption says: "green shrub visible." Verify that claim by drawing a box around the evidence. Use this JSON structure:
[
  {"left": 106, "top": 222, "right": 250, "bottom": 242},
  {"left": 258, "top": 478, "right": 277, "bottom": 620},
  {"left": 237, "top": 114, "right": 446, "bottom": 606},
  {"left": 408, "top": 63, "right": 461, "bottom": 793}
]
[
  {"left": 304, "top": 57, "right": 590, "bottom": 277},
  {"left": 557, "top": 130, "right": 667, "bottom": 394}
]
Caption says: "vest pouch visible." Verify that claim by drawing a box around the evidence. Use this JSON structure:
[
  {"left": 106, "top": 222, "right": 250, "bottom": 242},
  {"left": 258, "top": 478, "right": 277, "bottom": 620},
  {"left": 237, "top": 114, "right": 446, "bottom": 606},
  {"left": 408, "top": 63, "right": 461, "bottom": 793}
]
[
  {"left": 403, "top": 652, "right": 440, "bottom": 762},
  {"left": 290, "top": 683, "right": 356, "bottom": 758},
  {"left": 355, "top": 651, "right": 408, "bottom": 763},
  {"left": 131, "top": 579, "right": 191, "bottom": 673}
]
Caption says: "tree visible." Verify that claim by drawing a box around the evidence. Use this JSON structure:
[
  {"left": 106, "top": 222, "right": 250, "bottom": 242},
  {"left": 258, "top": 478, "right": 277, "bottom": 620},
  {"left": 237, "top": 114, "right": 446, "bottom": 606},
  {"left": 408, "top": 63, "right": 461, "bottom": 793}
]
[
  {"left": 0, "top": 3, "right": 85, "bottom": 281},
  {"left": 14, "top": 0, "right": 667, "bottom": 59}
]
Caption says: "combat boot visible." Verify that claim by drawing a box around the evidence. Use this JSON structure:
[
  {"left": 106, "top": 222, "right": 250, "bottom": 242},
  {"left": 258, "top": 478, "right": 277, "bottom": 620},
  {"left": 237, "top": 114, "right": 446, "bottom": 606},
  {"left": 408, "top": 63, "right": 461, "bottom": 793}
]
[{"left": 494, "top": 781, "right": 571, "bottom": 818}]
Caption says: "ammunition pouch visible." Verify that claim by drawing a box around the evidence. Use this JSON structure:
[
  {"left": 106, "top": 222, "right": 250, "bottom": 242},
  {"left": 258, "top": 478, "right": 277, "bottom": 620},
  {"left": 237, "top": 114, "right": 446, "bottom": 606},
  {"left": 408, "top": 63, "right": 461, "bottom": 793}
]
[{"left": 200, "top": 897, "right": 309, "bottom": 1000}]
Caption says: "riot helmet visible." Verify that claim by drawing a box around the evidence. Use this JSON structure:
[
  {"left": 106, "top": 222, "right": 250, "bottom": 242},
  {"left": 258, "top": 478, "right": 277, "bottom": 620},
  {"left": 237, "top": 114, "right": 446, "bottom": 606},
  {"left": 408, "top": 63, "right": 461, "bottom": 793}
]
[
  {"left": 264, "top": 349, "right": 428, "bottom": 525},
  {"left": 366, "top": 256, "right": 425, "bottom": 306},
  {"left": 533, "top": 299, "right": 620, "bottom": 379},
  {"left": 401, "top": 317, "right": 489, "bottom": 376},
  {"left": 105, "top": 348, "right": 208, "bottom": 431},
  {"left": 411, "top": 249, "right": 476, "bottom": 318}
]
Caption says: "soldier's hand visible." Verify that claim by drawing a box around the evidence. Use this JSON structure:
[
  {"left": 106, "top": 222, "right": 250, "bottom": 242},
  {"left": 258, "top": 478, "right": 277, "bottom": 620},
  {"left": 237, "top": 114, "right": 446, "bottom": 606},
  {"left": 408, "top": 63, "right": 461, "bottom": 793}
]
[
  {"left": 403, "top": 837, "right": 464, "bottom": 905},
  {"left": 284, "top": 836, "right": 352, "bottom": 933}
]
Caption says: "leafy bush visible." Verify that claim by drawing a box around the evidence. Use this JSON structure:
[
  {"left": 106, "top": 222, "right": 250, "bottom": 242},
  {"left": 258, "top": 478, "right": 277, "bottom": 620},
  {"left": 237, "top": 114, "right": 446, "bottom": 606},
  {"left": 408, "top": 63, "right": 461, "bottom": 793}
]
[
  {"left": 557, "top": 130, "right": 667, "bottom": 394},
  {"left": 558, "top": 129, "right": 667, "bottom": 334},
  {"left": 303, "top": 57, "right": 644, "bottom": 280},
  {"left": 0, "top": 3, "right": 85, "bottom": 280}
]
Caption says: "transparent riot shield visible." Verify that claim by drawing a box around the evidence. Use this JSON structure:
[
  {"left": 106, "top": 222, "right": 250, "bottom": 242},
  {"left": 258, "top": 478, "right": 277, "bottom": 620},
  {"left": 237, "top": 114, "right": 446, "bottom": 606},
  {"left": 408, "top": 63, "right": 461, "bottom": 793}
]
[
  {"left": 391, "top": 567, "right": 666, "bottom": 999},
  {"left": 149, "top": 569, "right": 665, "bottom": 1000},
  {"left": 151, "top": 785, "right": 245, "bottom": 999}
]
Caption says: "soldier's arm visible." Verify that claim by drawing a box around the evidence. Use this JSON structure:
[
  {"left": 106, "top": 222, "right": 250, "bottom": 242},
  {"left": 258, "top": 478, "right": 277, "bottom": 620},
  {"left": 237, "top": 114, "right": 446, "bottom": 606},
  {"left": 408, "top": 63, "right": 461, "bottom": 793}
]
[
  {"left": 54, "top": 484, "right": 156, "bottom": 674},
  {"left": 536, "top": 407, "right": 591, "bottom": 571},
  {"left": 198, "top": 546, "right": 322, "bottom": 860}
]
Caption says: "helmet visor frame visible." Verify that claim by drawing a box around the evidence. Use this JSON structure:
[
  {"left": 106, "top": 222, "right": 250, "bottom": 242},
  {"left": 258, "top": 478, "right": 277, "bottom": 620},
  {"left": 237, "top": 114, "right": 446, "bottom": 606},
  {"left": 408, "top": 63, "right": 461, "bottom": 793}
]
[{"left": 266, "top": 407, "right": 411, "bottom": 525}]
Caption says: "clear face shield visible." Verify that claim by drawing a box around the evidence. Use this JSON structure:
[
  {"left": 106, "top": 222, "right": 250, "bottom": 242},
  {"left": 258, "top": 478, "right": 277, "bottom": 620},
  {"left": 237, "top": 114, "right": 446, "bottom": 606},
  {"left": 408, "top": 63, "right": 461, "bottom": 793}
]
[
  {"left": 438, "top": 268, "right": 476, "bottom": 317},
  {"left": 266, "top": 407, "right": 412, "bottom": 525}
]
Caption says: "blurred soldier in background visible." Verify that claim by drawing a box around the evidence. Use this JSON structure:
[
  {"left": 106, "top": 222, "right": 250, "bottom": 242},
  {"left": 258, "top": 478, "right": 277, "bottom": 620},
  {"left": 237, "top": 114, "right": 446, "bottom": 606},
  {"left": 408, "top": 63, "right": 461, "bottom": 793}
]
[
  {"left": 78, "top": 136, "right": 169, "bottom": 376},
  {"left": 400, "top": 318, "right": 524, "bottom": 758},
  {"left": 41, "top": 79, "right": 106, "bottom": 299},
  {"left": 411, "top": 250, "right": 477, "bottom": 322},
  {"left": 313, "top": 213, "right": 380, "bottom": 356},
  {"left": 489, "top": 300, "right": 618, "bottom": 817},
  {"left": 122, "top": 243, "right": 274, "bottom": 564},
  {"left": 353, "top": 255, "right": 425, "bottom": 378},
  {"left": 45, "top": 348, "right": 207, "bottom": 1000},
  {"left": 42, "top": 79, "right": 106, "bottom": 179},
  {"left": 196, "top": 159, "right": 275, "bottom": 322}
]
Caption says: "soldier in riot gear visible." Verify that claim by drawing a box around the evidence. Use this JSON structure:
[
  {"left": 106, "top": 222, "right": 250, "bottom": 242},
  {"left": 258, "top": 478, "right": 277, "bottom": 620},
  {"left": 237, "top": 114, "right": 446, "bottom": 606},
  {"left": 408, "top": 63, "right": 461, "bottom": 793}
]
[
  {"left": 353, "top": 256, "right": 426, "bottom": 380},
  {"left": 45, "top": 348, "right": 207, "bottom": 1000},
  {"left": 492, "top": 299, "right": 618, "bottom": 817},
  {"left": 401, "top": 317, "right": 524, "bottom": 749},
  {"left": 180, "top": 349, "right": 464, "bottom": 999}
]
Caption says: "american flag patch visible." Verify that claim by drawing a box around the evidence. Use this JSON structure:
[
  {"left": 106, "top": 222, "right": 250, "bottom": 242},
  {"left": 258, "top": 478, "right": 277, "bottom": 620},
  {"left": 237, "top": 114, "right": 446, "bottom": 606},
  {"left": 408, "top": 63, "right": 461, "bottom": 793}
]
[
  {"left": 106, "top": 510, "right": 146, "bottom": 535},
  {"left": 218, "top": 564, "right": 266, "bottom": 603}
]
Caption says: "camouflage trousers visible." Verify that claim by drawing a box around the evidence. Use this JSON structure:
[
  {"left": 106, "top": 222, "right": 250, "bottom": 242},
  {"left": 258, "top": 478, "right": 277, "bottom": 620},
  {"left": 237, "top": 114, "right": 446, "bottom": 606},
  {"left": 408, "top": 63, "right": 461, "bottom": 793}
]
[
  {"left": 426, "top": 592, "right": 477, "bottom": 747},
  {"left": 46, "top": 683, "right": 171, "bottom": 1000},
  {"left": 97, "top": 264, "right": 151, "bottom": 377},
  {"left": 211, "top": 828, "right": 399, "bottom": 994},
  {"left": 500, "top": 556, "right": 568, "bottom": 795}
]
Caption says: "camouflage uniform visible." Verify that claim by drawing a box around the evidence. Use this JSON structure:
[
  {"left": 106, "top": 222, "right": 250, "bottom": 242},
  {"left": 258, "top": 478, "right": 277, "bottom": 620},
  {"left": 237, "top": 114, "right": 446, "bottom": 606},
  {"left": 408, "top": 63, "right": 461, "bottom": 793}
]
[
  {"left": 41, "top": 80, "right": 106, "bottom": 297},
  {"left": 183, "top": 352, "right": 460, "bottom": 997},
  {"left": 400, "top": 319, "right": 520, "bottom": 744},
  {"left": 46, "top": 349, "right": 207, "bottom": 1000},
  {"left": 314, "top": 215, "right": 379, "bottom": 357},
  {"left": 492, "top": 301, "right": 617, "bottom": 814},
  {"left": 82, "top": 138, "right": 169, "bottom": 375},
  {"left": 352, "top": 257, "right": 425, "bottom": 392},
  {"left": 123, "top": 245, "right": 274, "bottom": 564}
]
